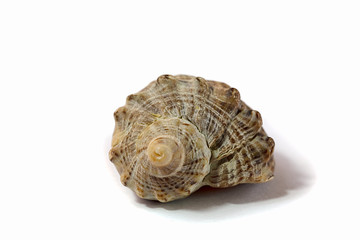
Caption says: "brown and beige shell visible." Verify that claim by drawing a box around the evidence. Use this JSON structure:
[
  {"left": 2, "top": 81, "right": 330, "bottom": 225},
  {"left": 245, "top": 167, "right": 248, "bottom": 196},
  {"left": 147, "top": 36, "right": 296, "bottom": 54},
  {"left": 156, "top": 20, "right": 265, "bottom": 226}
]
[{"left": 109, "top": 74, "right": 275, "bottom": 202}]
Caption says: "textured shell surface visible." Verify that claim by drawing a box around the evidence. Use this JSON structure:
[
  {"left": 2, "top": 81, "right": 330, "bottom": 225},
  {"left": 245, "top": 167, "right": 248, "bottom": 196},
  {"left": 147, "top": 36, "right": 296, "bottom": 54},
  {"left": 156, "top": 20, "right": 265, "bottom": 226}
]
[{"left": 109, "top": 74, "right": 275, "bottom": 202}]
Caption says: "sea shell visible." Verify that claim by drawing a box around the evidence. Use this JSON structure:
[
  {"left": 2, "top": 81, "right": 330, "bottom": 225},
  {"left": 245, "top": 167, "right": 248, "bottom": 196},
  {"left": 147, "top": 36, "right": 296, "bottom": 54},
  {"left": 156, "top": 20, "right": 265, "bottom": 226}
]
[{"left": 109, "top": 74, "right": 275, "bottom": 202}]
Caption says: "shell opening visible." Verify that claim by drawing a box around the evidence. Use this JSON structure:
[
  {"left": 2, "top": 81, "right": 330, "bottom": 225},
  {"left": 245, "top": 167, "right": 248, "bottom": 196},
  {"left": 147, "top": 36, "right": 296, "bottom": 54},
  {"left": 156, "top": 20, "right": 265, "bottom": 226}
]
[{"left": 147, "top": 135, "right": 185, "bottom": 168}]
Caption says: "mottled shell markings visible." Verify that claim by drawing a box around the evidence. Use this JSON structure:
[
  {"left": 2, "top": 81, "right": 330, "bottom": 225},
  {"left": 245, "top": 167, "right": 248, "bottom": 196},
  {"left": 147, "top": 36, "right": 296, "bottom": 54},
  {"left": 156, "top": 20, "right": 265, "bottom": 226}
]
[{"left": 109, "top": 74, "right": 275, "bottom": 202}]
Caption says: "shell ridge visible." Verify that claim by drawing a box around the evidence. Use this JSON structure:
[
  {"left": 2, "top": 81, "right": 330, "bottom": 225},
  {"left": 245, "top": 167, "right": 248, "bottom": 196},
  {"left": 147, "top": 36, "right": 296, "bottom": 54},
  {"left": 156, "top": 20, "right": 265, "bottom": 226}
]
[{"left": 205, "top": 131, "right": 275, "bottom": 187}]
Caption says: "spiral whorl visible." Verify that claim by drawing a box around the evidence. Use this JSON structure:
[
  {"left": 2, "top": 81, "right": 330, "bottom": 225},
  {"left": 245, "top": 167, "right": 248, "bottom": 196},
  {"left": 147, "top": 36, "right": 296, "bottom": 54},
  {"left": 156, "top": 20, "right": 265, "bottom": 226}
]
[
  {"left": 120, "top": 117, "right": 212, "bottom": 201},
  {"left": 147, "top": 135, "right": 185, "bottom": 168}
]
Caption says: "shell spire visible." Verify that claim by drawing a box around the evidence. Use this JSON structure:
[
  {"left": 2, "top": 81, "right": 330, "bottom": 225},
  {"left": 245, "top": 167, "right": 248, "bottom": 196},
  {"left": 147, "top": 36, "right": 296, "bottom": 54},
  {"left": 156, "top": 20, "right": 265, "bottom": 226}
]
[{"left": 109, "top": 74, "right": 275, "bottom": 202}]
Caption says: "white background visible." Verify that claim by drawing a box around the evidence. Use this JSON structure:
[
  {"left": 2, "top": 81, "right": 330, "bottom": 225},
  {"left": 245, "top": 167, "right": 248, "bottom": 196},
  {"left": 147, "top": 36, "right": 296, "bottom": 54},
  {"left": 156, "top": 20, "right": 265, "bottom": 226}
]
[{"left": 1, "top": 1, "right": 359, "bottom": 239}]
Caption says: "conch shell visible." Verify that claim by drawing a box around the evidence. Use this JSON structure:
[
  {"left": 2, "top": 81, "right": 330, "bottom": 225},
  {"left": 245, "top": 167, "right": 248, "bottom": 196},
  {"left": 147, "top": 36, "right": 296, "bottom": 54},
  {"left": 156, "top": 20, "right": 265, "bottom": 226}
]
[{"left": 109, "top": 74, "right": 275, "bottom": 202}]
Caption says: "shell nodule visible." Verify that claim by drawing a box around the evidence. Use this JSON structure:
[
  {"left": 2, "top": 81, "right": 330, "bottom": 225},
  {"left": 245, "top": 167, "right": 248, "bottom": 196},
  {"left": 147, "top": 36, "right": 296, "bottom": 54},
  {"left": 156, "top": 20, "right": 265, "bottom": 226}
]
[{"left": 109, "top": 74, "right": 275, "bottom": 202}]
